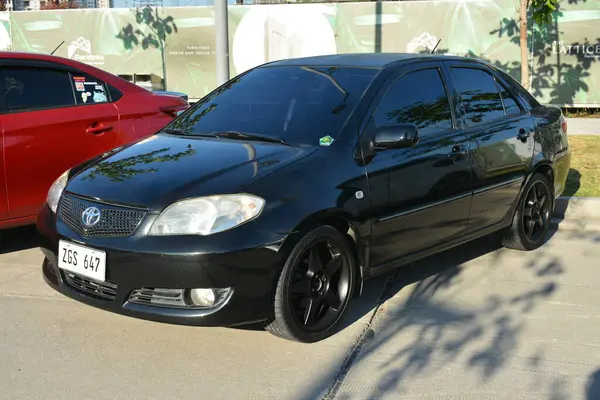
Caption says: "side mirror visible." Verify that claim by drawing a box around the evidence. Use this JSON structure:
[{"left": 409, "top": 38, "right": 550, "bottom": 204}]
[{"left": 372, "top": 123, "right": 419, "bottom": 150}]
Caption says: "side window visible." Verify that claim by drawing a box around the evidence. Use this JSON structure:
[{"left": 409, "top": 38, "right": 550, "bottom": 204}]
[
  {"left": 451, "top": 67, "right": 505, "bottom": 127},
  {"left": 372, "top": 68, "right": 453, "bottom": 136},
  {"left": 2, "top": 66, "right": 75, "bottom": 112},
  {"left": 70, "top": 73, "right": 109, "bottom": 105},
  {"left": 497, "top": 83, "right": 522, "bottom": 116}
]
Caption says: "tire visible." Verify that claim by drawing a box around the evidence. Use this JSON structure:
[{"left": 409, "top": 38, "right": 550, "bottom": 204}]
[
  {"left": 264, "top": 225, "right": 356, "bottom": 343},
  {"left": 502, "top": 173, "right": 553, "bottom": 251}
]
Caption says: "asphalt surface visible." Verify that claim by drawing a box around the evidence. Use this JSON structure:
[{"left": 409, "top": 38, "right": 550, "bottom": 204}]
[{"left": 1, "top": 224, "right": 600, "bottom": 400}]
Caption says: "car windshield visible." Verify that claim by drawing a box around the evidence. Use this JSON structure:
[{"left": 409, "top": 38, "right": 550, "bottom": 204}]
[{"left": 165, "top": 65, "right": 378, "bottom": 146}]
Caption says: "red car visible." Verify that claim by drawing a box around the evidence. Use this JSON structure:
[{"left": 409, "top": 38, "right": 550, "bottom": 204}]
[{"left": 0, "top": 51, "right": 189, "bottom": 229}]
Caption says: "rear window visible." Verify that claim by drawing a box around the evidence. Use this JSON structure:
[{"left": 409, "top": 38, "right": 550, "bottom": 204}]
[{"left": 167, "top": 66, "right": 378, "bottom": 146}]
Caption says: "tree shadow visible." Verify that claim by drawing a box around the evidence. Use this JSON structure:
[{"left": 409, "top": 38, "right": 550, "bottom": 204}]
[
  {"left": 492, "top": 1, "right": 596, "bottom": 106},
  {"left": 299, "top": 225, "right": 573, "bottom": 400},
  {"left": 433, "top": 0, "right": 593, "bottom": 107},
  {"left": 115, "top": 5, "right": 179, "bottom": 90},
  {"left": 564, "top": 168, "right": 582, "bottom": 196},
  {"left": 0, "top": 225, "right": 38, "bottom": 255}
]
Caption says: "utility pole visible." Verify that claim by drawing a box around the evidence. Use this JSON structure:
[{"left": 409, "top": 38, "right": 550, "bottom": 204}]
[{"left": 215, "top": 0, "right": 230, "bottom": 86}]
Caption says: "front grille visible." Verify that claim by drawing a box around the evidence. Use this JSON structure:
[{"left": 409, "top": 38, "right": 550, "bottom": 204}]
[
  {"left": 128, "top": 288, "right": 187, "bottom": 308},
  {"left": 64, "top": 272, "right": 118, "bottom": 301},
  {"left": 59, "top": 195, "right": 146, "bottom": 238}
]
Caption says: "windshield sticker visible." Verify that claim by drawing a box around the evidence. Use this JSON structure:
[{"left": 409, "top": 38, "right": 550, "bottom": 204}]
[
  {"left": 81, "top": 92, "right": 91, "bottom": 103},
  {"left": 75, "top": 81, "right": 85, "bottom": 91},
  {"left": 319, "top": 135, "right": 334, "bottom": 146}
]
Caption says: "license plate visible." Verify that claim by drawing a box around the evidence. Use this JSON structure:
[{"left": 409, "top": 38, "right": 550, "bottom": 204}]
[{"left": 58, "top": 240, "right": 107, "bottom": 282}]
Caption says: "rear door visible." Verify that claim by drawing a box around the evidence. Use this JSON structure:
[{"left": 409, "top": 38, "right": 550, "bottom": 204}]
[
  {"left": 0, "top": 60, "right": 120, "bottom": 219},
  {"left": 443, "top": 61, "right": 535, "bottom": 232}
]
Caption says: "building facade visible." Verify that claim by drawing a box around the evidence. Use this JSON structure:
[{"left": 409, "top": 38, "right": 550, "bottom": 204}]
[{"left": 6, "top": 0, "right": 113, "bottom": 10}]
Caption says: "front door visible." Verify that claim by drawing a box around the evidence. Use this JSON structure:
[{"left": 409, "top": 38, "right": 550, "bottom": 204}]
[
  {"left": 362, "top": 62, "right": 474, "bottom": 268},
  {"left": 444, "top": 62, "right": 535, "bottom": 231},
  {"left": 1, "top": 63, "right": 119, "bottom": 219}
]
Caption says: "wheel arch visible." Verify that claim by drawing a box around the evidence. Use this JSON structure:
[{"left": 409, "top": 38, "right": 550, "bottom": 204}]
[
  {"left": 531, "top": 161, "right": 555, "bottom": 196},
  {"left": 278, "top": 209, "right": 367, "bottom": 297},
  {"left": 505, "top": 158, "right": 555, "bottom": 225}
]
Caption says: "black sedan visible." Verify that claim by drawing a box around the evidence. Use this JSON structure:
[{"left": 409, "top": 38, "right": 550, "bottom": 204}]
[{"left": 37, "top": 54, "right": 571, "bottom": 343}]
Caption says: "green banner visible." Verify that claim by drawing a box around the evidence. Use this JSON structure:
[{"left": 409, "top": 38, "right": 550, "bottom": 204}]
[{"left": 3, "top": 0, "right": 600, "bottom": 106}]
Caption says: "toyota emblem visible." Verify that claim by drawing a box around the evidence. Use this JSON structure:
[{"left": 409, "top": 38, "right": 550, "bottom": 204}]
[{"left": 81, "top": 207, "right": 101, "bottom": 227}]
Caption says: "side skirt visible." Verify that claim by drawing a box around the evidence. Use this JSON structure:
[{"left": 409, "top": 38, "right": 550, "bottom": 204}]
[{"left": 364, "top": 219, "right": 512, "bottom": 280}]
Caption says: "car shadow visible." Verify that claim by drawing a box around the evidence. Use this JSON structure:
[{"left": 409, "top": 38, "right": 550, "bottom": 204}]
[{"left": 0, "top": 225, "right": 38, "bottom": 255}]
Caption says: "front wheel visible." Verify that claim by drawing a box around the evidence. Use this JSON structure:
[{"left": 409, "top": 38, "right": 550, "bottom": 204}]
[
  {"left": 265, "top": 225, "right": 356, "bottom": 343},
  {"left": 502, "top": 173, "right": 553, "bottom": 251}
]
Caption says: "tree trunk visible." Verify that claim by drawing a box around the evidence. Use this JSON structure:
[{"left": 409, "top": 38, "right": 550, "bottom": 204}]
[{"left": 519, "top": 0, "right": 530, "bottom": 90}]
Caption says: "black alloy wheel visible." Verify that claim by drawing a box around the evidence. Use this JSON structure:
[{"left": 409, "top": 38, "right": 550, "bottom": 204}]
[
  {"left": 502, "top": 173, "right": 553, "bottom": 251},
  {"left": 265, "top": 225, "right": 356, "bottom": 343}
]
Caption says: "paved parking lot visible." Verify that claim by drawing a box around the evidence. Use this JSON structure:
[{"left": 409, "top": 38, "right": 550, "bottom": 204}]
[{"left": 2, "top": 225, "right": 600, "bottom": 400}]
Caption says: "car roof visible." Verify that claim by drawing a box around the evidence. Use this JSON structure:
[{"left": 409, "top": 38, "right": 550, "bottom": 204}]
[
  {"left": 262, "top": 53, "right": 482, "bottom": 69},
  {"left": 0, "top": 51, "right": 76, "bottom": 63}
]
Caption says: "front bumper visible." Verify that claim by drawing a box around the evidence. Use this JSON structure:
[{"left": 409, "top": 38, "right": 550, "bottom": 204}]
[{"left": 37, "top": 204, "right": 287, "bottom": 327}]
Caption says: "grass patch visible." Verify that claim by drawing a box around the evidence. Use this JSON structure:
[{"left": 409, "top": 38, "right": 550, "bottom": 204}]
[{"left": 564, "top": 135, "right": 600, "bottom": 197}]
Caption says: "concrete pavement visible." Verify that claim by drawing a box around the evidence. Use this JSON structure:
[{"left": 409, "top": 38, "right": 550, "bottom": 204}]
[
  {"left": 1, "top": 225, "right": 600, "bottom": 399},
  {"left": 566, "top": 118, "right": 600, "bottom": 135}
]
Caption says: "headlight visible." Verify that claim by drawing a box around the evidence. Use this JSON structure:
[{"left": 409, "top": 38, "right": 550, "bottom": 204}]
[
  {"left": 47, "top": 170, "right": 70, "bottom": 213},
  {"left": 148, "top": 194, "right": 265, "bottom": 236}
]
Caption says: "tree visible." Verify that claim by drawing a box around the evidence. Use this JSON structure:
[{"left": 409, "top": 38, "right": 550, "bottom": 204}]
[{"left": 520, "top": 0, "right": 560, "bottom": 89}]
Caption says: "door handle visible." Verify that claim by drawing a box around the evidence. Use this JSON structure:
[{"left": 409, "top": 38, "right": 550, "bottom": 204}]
[
  {"left": 448, "top": 145, "right": 468, "bottom": 162},
  {"left": 86, "top": 124, "right": 113, "bottom": 135},
  {"left": 517, "top": 128, "right": 530, "bottom": 142}
]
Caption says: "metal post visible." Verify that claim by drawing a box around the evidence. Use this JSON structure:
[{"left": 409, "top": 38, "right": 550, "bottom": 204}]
[{"left": 215, "top": 0, "right": 230, "bottom": 86}]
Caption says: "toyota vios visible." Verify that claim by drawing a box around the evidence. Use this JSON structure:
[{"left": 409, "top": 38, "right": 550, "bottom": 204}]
[{"left": 38, "top": 54, "right": 570, "bottom": 343}]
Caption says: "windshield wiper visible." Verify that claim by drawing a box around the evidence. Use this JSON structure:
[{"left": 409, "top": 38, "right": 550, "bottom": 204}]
[
  {"left": 211, "top": 131, "right": 290, "bottom": 146},
  {"left": 162, "top": 127, "right": 191, "bottom": 135}
]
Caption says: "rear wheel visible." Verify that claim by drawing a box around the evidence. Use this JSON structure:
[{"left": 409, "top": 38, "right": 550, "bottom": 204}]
[
  {"left": 502, "top": 173, "right": 553, "bottom": 251},
  {"left": 265, "top": 225, "right": 356, "bottom": 343}
]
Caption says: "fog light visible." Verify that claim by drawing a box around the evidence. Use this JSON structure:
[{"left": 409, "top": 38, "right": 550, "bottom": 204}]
[{"left": 189, "top": 288, "right": 216, "bottom": 307}]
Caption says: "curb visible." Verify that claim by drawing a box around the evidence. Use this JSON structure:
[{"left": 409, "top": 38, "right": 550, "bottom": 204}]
[{"left": 551, "top": 196, "right": 600, "bottom": 232}]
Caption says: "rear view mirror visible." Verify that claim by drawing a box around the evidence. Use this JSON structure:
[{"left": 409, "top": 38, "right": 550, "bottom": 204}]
[{"left": 372, "top": 123, "right": 419, "bottom": 150}]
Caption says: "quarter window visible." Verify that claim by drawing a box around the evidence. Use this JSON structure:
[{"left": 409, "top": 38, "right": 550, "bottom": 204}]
[
  {"left": 451, "top": 67, "right": 505, "bottom": 127},
  {"left": 494, "top": 67, "right": 541, "bottom": 110},
  {"left": 373, "top": 68, "right": 453, "bottom": 136},
  {"left": 2, "top": 66, "right": 75, "bottom": 112}
]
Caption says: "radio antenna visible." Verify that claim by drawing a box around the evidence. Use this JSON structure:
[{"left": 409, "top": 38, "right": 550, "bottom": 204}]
[{"left": 431, "top": 39, "right": 441, "bottom": 54}]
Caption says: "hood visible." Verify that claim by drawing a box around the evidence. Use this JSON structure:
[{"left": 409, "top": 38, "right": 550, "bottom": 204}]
[{"left": 65, "top": 133, "right": 315, "bottom": 211}]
